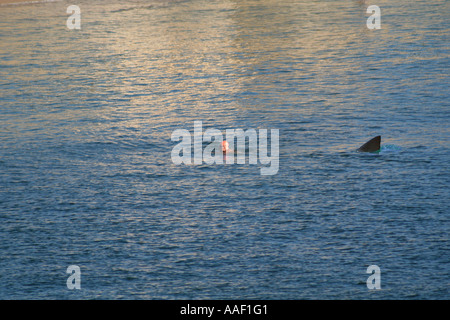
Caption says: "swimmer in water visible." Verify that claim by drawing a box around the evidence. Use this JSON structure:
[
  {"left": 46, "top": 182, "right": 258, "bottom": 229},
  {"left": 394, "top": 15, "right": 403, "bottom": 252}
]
[{"left": 222, "top": 141, "right": 230, "bottom": 153}]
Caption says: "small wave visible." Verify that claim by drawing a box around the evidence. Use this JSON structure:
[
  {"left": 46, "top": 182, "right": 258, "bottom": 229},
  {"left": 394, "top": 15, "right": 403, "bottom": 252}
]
[
  {"left": 0, "top": 0, "right": 61, "bottom": 6},
  {"left": 379, "top": 144, "right": 402, "bottom": 153},
  {"left": 111, "top": 5, "right": 155, "bottom": 13},
  {"left": 110, "top": 0, "right": 188, "bottom": 13}
]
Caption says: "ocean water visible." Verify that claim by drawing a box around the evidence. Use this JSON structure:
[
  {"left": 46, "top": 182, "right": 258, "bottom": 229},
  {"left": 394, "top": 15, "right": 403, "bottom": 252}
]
[{"left": 0, "top": 0, "right": 449, "bottom": 299}]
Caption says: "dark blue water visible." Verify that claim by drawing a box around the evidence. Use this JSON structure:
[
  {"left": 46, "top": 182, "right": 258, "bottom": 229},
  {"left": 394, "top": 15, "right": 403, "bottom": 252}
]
[{"left": 0, "top": 0, "right": 449, "bottom": 299}]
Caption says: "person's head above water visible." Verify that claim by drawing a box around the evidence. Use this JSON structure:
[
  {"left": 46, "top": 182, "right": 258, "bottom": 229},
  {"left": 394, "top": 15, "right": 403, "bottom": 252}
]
[{"left": 222, "top": 141, "right": 229, "bottom": 153}]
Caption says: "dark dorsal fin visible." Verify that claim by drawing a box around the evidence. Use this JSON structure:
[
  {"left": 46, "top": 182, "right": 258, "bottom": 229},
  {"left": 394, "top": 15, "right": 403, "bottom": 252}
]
[{"left": 357, "top": 136, "right": 381, "bottom": 152}]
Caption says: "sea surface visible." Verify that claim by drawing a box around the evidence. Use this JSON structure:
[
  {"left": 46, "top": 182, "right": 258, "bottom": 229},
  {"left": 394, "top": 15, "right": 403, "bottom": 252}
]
[{"left": 0, "top": 0, "right": 449, "bottom": 299}]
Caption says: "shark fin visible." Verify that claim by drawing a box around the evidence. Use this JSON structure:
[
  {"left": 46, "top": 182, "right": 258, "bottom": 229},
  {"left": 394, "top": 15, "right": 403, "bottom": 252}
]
[{"left": 357, "top": 135, "right": 381, "bottom": 152}]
